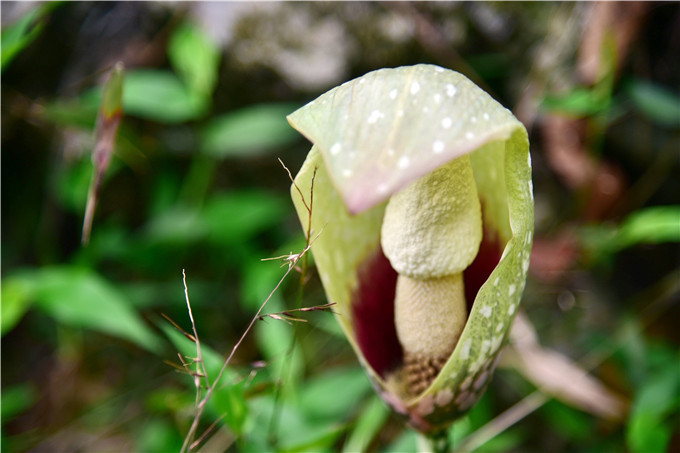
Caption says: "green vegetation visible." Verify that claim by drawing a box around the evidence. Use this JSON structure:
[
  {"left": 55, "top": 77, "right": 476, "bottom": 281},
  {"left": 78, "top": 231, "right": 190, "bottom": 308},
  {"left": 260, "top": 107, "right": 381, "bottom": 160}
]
[{"left": 2, "top": 3, "right": 678, "bottom": 452}]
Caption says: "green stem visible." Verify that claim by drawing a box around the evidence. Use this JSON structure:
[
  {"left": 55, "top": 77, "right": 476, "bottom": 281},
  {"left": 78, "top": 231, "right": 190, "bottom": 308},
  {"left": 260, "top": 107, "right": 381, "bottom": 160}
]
[{"left": 417, "top": 429, "right": 450, "bottom": 453}]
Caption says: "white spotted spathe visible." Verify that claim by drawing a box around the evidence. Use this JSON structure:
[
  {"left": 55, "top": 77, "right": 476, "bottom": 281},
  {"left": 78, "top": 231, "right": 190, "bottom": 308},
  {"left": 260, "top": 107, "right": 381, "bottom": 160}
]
[{"left": 287, "top": 64, "right": 533, "bottom": 426}]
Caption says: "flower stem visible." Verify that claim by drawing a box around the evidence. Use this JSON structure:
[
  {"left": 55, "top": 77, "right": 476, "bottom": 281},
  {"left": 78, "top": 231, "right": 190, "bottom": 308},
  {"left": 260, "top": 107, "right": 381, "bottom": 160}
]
[{"left": 417, "top": 429, "right": 450, "bottom": 453}]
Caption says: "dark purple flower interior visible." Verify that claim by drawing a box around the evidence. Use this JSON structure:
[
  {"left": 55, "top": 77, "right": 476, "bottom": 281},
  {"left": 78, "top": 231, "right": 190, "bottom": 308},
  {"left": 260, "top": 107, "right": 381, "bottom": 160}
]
[{"left": 351, "top": 226, "right": 503, "bottom": 379}]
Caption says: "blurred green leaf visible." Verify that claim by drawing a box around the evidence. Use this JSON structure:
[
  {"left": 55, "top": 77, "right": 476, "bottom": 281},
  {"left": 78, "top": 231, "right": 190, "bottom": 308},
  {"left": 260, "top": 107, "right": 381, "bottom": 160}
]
[
  {"left": 540, "top": 400, "right": 595, "bottom": 442},
  {"left": 168, "top": 21, "right": 220, "bottom": 99},
  {"left": 386, "top": 429, "right": 418, "bottom": 452},
  {"left": 202, "top": 191, "right": 289, "bottom": 245},
  {"left": 242, "top": 259, "right": 290, "bottom": 312},
  {"left": 1, "top": 4, "right": 50, "bottom": 72},
  {"left": 143, "top": 206, "right": 206, "bottom": 245},
  {"left": 1, "top": 277, "right": 34, "bottom": 336},
  {"left": 122, "top": 70, "right": 207, "bottom": 123},
  {"left": 581, "top": 205, "right": 680, "bottom": 262},
  {"left": 201, "top": 104, "right": 300, "bottom": 157},
  {"left": 342, "top": 395, "right": 389, "bottom": 453},
  {"left": 136, "top": 419, "right": 184, "bottom": 453},
  {"left": 255, "top": 298, "right": 305, "bottom": 396},
  {"left": 542, "top": 87, "right": 610, "bottom": 116},
  {"left": 9, "top": 266, "right": 163, "bottom": 353},
  {"left": 56, "top": 156, "right": 96, "bottom": 213},
  {"left": 627, "top": 79, "right": 680, "bottom": 128},
  {"left": 298, "top": 366, "right": 371, "bottom": 421},
  {"left": 617, "top": 205, "right": 680, "bottom": 248},
  {"left": 41, "top": 89, "right": 100, "bottom": 129},
  {"left": 1, "top": 383, "right": 37, "bottom": 421},
  {"left": 247, "top": 395, "right": 344, "bottom": 452},
  {"left": 158, "top": 320, "right": 249, "bottom": 434}
]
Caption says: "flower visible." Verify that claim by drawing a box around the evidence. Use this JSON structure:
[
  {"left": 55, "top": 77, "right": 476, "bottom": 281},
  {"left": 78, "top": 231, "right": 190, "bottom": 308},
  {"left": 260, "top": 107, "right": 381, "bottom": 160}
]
[{"left": 288, "top": 64, "right": 534, "bottom": 433}]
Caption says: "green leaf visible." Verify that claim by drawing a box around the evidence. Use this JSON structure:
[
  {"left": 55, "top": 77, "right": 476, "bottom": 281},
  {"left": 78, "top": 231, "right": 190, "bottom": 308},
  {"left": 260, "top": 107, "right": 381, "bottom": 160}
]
[
  {"left": 122, "top": 70, "right": 207, "bottom": 123},
  {"left": 168, "top": 21, "right": 220, "bottom": 99},
  {"left": 41, "top": 89, "right": 101, "bottom": 129},
  {"left": 0, "top": 4, "right": 50, "bottom": 72},
  {"left": 254, "top": 297, "right": 305, "bottom": 398},
  {"left": 201, "top": 104, "right": 300, "bottom": 157},
  {"left": 342, "top": 396, "right": 390, "bottom": 453},
  {"left": 1, "top": 277, "right": 34, "bottom": 336},
  {"left": 542, "top": 87, "right": 609, "bottom": 116},
  {"left": 201, "top": 191, "right": 289, "bottom": 246},
  {"left": 247, "top": 395, "right": 344, "bottom": 451},
  {"left": 11, "top": 266, "right": 162, "bottom": 353},
  {"left": 581, "top": 206, "right": 680, "bottom": 262},
  {"left": 158, "top": 321, "right": 249, "bottom": 434},
  {"left": 136, "top": 419, "right": 184, "bottom": 453},
  {"left": 627, "top": 79, "right": 680, "bottom": 128},
  {"left": 1, "top": 383, "right": 37, "bottom": 421},
  {"left": 617, "top": 205, "right": 680, "bottom": 249},
  {"left": 299, "top": 366, "right": 371, "bottom": 422}
]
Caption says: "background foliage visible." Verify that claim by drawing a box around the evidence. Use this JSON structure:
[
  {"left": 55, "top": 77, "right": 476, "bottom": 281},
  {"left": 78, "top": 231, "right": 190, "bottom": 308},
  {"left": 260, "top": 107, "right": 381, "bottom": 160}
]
[{"left": 2, "top": 2, "right": 679, "bottom": 452}]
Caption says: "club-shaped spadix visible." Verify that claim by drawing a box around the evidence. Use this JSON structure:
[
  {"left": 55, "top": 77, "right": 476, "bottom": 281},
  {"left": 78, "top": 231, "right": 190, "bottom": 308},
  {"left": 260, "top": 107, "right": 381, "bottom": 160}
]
[{"left": 288, "top": 64, "right": 534, "bottom": 433}]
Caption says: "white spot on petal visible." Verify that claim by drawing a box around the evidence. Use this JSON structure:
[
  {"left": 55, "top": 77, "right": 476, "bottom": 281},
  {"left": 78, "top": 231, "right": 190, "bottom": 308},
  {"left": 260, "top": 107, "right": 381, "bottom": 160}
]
[
  {"left": 480, "top": 305, "right": 492, "bottom": 318},
  {"left": 397, "top": 110, "right": 404, "bottom": 117},
  {"left": 434, "top": 93, "right": 442, "bottom": 104},
  {"left": 471, "top": 116, "right": 477, "bottom": 123},
  {"left": 377, "top": 183, "right": 389, "bottom": 194},
  {"left": 509, "top": 303, "right": 516, "bottom": 315},
  {"left": 461, "top": 339, "right": 471, "bottom": 360},
  {"left": 330, "top": 143, "right": 342, "bottom": 155},
  {"left": 368, "top": 110, "right": 383, "bottom": 124},
  {"left": 387, "top": 148, "right": 395, "bottom": 156},
  {"left": 410, "top": 81, "right": 420, "bottom": 94},
  {"left": 465, "top": 131, "right": 475, "bottom": 140},
  {"left": 483, "top": 112, "right": 490, "bottom": 121},
  {"left": 389, "top": 89, "right": 397, "bottom": 100},
  {"left": 481, "top": 339, "right": 491, "bottom": 355},
  {"left": 496, "top": 322, "right": 504, "bottom": 333},
  {"left": 442, "top": 117, "right": 452, "bottom": 129},
  {"left": 432, "top": 140, "right": 445, "bottom": 154},
  {"left": 509, "top": 284, "right": 516, "bottom": 296},
  {"left": 342, "top": 168, "right": 353, "bottom": 178},
  {"left": 398, "top": 156, "right": 410, "bottom": 169},
  {"left": 446, "top": 84, "right": 457, "bottom": 97},
  {"left": 435, "top": 388, "right": 454, "bottom": 407}
]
